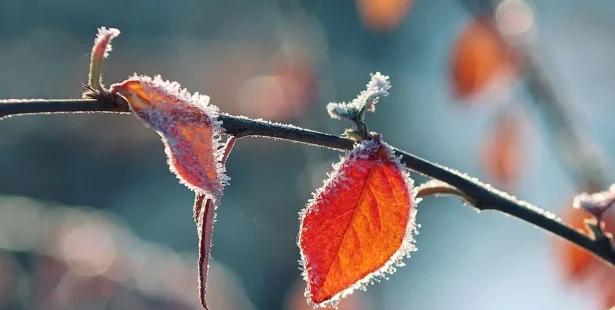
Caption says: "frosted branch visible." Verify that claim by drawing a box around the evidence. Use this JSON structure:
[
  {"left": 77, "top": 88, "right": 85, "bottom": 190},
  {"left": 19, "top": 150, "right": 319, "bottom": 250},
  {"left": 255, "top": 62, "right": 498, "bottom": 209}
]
[{"left": 1, "top": 95, "right": 614, "bottom": 268}]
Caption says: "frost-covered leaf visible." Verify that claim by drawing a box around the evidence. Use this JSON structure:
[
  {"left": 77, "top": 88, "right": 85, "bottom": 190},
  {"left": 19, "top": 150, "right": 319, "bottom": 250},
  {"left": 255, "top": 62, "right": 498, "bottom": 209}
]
[
  {"left": 110, "top": 75, "right": 228, "bottom": 200},
  {"left": 326, "top": 72, "right": 391, "bottom": 122},
  {"left": 298, "top": 137, "right": 418, "bottom": 307},
  {"left": 111, "top": 75, "right": 230, "bottom": 310}
]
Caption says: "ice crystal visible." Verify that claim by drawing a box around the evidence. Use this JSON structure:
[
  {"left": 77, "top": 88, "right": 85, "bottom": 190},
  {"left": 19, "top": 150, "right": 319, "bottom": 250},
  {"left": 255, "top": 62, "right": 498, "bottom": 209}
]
[
  {"left": 88, "top": 26, "right": 121, "bottom": 92},
  {"left": 94, "top": 27, "right": 120, "bottom": 58},
  {"left": 573, "top": 184, "right": 615, "bottom": 218},
  {"left": 327, "top": 72, "right": 391, "bottom": 121}
]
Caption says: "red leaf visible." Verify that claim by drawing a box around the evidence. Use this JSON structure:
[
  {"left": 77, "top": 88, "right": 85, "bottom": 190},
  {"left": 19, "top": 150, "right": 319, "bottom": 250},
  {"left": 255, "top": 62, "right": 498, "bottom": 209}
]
[
  {"left": 286, "top": 280, "right": 370, "bottom": 310},
  {"left": 450, "top": 17, "right": 519, "bottom": 100},
  {"left": 298, "top": 137, "right": 418, "bottom": 307},
  {"left": 557, "top": 207, "right": 615, "bottom": 274}
]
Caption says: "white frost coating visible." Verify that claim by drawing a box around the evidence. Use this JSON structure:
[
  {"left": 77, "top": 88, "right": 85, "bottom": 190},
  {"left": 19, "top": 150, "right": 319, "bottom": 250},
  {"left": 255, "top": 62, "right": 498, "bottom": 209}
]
[
  {"left": 327, "top": 72, "right": 391, "bottom": 120},
  {"left": 573, "top": 184, "right": 615, "bottom": 217},
  {"left": 95, "top": 27, "right": 120, "bottom": 58},
  {"left": 297, "top": 138, "right": 419, "bottom": 308},
  {"left": 430, "top": 160, "right": 561, "bottom": 220},
  {"left": 114, "top": 74, "right": 228, "bottom": 201}
]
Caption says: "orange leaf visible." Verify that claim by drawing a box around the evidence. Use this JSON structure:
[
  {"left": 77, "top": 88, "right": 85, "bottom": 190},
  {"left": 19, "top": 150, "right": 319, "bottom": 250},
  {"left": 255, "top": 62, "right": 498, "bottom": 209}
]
[
  {"left": 110, "top": 75, "right": 228, "bottom": 200},
  {"left": 557, "top": 207, "right": 598, "bottom": 280},
  {"left": 554, "top": 199, "right": 615, "bottom": 310},
  {"left": 480, "top": 109, "right": 525, "bottom": 186},
  {"left": 356, "top": 0, "right": 413, "bottom": 31},
  {"left": 556, "top": 205, "right": 614, "bottom": 281},
  {"left": 298, "top": 137, "right": 417, "bottom": 307},
  {"left": 111, "top": 75, "right": 234, "bottom": 310},
  {"left": 600, "top": 272, "right": 615, "bottom": 309},
  {"left": 451, "top": 17, "right": 518, "bottom": 99}
]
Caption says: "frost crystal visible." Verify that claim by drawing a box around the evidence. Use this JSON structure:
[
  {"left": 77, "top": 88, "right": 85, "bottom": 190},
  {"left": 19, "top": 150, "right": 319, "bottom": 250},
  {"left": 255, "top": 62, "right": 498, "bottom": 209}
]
[
  {"left": 94, "top": 27, "right": 120, "bottom": 58},
  {"left": 327, "top": 72, "right": 391, "bottom": 121},
  {"left": 110, "top": 75, "right": 228, "bottom": 201},
  {"left": 573, "top": 184, "right": 615, "bottom": 218},
  {"left": 87, "top": 26, "right": 121, "bottom": 92}
]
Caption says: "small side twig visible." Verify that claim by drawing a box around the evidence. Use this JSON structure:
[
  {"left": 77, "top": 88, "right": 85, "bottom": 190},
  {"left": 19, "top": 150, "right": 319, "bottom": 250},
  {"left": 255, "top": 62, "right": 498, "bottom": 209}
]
[{"left": 416, "top": 179, "right": 475, "bottom": 204}]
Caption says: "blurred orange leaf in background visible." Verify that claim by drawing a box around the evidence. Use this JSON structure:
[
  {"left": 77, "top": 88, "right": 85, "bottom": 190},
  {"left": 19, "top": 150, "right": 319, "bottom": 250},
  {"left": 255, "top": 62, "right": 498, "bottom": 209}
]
[
  {"left": 298, "top": 139, "right": 417, "bottom": 306},
  {"left": 237, "top": 52, "right": 317, "bottom": 121},
  {"left": 601, "top": 276, "right": 615, "bottom": 310},
  {"left": 356, "top": 0, "right": 414, "bottom": 31},
  {"left": 451, "top": 17, "right": 519, "bottom": 100},
  {"left": 556, "top": 204, "right": 615, "bottom": 309},
  {"left": 557, "top": 207, "right": 606, "bottom": 280},
  {"left": 480, "top": 109, "right": 525, "bottom": 186}
]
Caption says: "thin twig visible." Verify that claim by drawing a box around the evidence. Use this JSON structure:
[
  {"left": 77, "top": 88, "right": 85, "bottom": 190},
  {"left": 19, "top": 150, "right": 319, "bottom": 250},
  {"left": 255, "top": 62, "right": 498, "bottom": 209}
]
[
  {"left": 416, "top": 179, "right": 475, "bottom": 203},
  {"left": 1, "top": 96, "right": 614, "bottom": 267}
]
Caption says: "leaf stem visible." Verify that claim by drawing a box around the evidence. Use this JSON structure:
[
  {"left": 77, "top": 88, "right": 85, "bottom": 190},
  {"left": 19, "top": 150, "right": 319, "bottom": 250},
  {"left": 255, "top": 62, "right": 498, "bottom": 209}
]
[{"left": 1, "top": 96, "right": 614, "bottom": 268}]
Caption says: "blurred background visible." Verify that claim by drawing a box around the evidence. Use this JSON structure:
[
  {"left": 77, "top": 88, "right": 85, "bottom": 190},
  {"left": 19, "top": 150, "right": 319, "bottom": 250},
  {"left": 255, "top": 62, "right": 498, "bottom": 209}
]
[{"left": 1, "top": 0, "right": 615, "bottom": 309}]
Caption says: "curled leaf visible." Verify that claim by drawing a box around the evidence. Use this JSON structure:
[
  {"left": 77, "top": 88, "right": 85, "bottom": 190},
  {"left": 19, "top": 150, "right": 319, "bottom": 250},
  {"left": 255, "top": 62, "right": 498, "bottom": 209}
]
[
  {"left": 110, "top": 75, "right": 228, "bottom": 200},
  {"left": 192, "top": 136, "right": 236, "bottom": 309},
  {"left": 195, "top": 194, "right": 215, "bottom": 310},
  {"left": 111, "top": 75, "right": 232, "bottom": 310},
  {"left": 298, "top": 137, "right": 418, "bottom": 307}
]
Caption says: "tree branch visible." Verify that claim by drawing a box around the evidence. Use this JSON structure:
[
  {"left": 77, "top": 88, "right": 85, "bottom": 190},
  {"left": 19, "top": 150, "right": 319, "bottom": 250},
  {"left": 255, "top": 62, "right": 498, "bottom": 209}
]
[{"left": 1, "top": 96, "right": 614, "bottom": 267}]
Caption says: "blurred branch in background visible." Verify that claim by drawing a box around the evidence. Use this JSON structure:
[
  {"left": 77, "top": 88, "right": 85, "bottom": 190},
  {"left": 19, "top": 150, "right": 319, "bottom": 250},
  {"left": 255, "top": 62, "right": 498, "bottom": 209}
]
[
  {"left": 456, "top": 1, "right": 615, "bottom": 307},
  {"left": 462, "top": 0, "right": 610, "bottom": 190}
]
